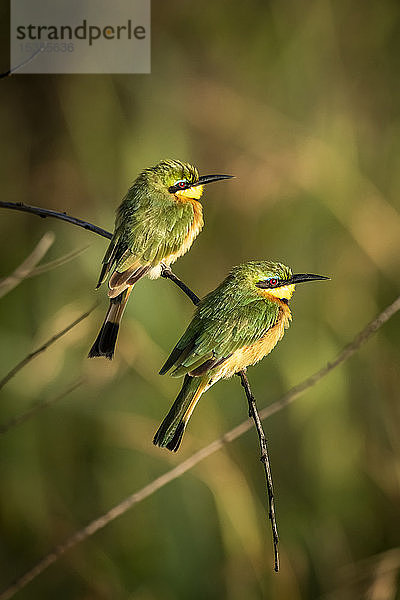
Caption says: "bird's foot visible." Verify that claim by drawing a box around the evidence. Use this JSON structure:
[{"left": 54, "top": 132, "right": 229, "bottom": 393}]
[{"left": 160, "top": 263, "right": 172, "bottom": 276}]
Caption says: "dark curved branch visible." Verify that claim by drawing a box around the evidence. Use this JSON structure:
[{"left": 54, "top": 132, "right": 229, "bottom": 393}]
[
  {"left": 161, "top": 263, "right": 278, "bottom": 568},
  {"left": 0, "top": 47, "right": 43, "bottom": 79},
  {"left": 161, "top": 260, "right": 278, "bottom": 566},
  {"left": 160, "top": 265, "right": 201, "bottom": 305},
  {"left": 0, "top": 201, "right": 199, "bottom": 304},
  {"left": 0, "top": 199, "right": 278, "bottom": 569},
  {"left": 239, "top": 371, "right": 279, "bottom": 571},
  {"left": 0, "top": 201, "right": 112, "bottom": 239}
]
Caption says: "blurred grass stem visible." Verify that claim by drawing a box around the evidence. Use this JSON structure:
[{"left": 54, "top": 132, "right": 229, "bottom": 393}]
[
  {"left": 0, "top": 379, "right": 84, "bottom": 435},
  {"left": 0, "top": 232, "right": 55, "bottom": 298},
  {"left": 0, "top": 307, "right": 95, "bottom": 391}
]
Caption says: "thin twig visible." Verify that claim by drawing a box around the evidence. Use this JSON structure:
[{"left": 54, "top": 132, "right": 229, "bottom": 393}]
[
  {"left": 0, "top": 47, "right": 43, "bottom": 79},
  {"left": 0, "top": 202, "right": 283, "bottom": 571},
  {"left": 160, "top": 264, "right": 201, "bottom": 305},
  {"left": 2, "top": 293, "right": 399, "bottom": 600},
  {"left": 238, "top": 370, "right": 279, "bottom": 571},
  {"left": 0, "top": 379, "right": 84, "bottom": 435},
  {"left": 162, "top": 264, "right": 279, "bottom": 567},
  {"left": 0, "top": 233, "right": 55, "bottom": 298},
  {"left": 0, "top": 201, "right": 112, "bottom": 240},
  {"left": 0, "top": 202, "right": 201, "bottom": 303},
  {"left": 0, "top": 306, "right": 95, "bottom": 392}
]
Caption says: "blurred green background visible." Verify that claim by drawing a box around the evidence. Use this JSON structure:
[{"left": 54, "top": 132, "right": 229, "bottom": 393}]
[{"left": 1, "top": 1, "right": 400, "bottom": 598}]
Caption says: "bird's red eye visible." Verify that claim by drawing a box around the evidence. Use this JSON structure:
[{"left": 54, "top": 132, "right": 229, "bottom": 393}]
[
  {"left": 179, "top": 181, "right": 185, "bottom": 188},
  {"left": 269, "top": 278, "right": 278, "bottom": 287}
]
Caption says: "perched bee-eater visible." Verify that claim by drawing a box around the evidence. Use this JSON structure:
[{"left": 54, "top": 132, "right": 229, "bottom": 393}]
[
  {"left": 154, "top": 261, "right": 329, "bottom": 451},
  {"left": 89, "top": 159, "right": 232, "bottom": 359}
]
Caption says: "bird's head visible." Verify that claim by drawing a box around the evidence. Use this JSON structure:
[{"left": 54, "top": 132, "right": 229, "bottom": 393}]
[
  {"left": 232, "top": 261, "right": 329, "bottom": 303},
  {"left": 144, "top": 159, "right": 233, "bottom": 201}
]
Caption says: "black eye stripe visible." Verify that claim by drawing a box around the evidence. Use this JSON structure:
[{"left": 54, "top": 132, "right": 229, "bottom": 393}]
[
  {"left": 168, "top": 179, "right": 188, "bottom": 193},
  {"left": 256, "top": 277, "right": 283, "bottom": 290}
]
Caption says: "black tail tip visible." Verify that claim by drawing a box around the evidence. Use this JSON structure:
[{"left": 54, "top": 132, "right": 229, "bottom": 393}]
[
  {"left": 88, "top": 322, "right": 119, "bottom": 360},
  {"left": 153, "top": 421, "right": 185, "bottom": 453},
  {"left": 87, "top": 347, "right": 114, "bottom": 360}
]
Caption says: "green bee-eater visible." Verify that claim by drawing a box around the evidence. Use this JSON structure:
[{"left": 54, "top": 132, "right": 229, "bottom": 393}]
[
  {"left": 154, "top": 261, "right": 329, "bottom": 451},
  {"left": 89, "top": 159, "right": 232, "bottom": 359}
]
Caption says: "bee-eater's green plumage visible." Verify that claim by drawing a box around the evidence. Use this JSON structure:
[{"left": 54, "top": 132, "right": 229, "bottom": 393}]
[
  {"left": 99, "top": 161, "right": 201, "bottom": 283},
  {"left": 88, "top": 159, "right": 232, "bottom": 359},
  {"left": 154, "top": 261, "right": 329, "bottom": 451}
]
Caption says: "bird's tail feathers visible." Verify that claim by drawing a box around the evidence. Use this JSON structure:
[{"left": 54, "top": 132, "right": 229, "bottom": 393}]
[
  {"left": 88, "top": 286, "right": 132, "bottom": 359},
  {"left": 153, "top": 375, "right": 207, "bottom": 452}
]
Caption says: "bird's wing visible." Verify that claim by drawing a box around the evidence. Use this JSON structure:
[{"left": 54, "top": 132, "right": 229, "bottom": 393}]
[
  {"left": 95, "top": 230, "right": 150, "bottom": 294},
  {"left": 118, "top": 199, "right": 197, "bottom": 267},
  {"left": 160, "top": 300, "right": 280, "bottom": 378},
  {"left": 95, "top": 232, "right": 120, "bottom": 289},
  {"left": 96, "top": 190, "right": 197, "bottom": 292}
]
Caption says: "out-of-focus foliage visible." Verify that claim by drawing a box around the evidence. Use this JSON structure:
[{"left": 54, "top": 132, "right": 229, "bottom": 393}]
[{"left": 1, "top": 1, "right": 400, "bottom": 598}]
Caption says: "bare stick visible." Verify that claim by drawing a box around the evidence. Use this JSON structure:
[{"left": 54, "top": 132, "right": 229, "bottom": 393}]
[
  {"left": 0, "top": 202, "right": 201, "bottom": 304},
  {"left": 238, "top": 370, "right": 279, "bottom": 571},
  {"left": 0, "top": 47, "right": 43, "bottom": 79},
  {"left": 2, "top": 293, "right": 399, "bottom": 600},
  {"left": 1, "top": 200, "right": 278, "bottom": 567},
  {"left": 160, "top": 264, "right": 201, "bottom": 305},
  {"left": 0, "top": 201, "right": 112, "bottom": 240},
  {"left": 0, "top": 306, "right": 95, "bottom": 392},
  {"left": 0, "top": 379, "right": 84, "bottom": 435},
  {"left": 163, "top": 265, "right": 279, "bottom": 566},
  {"left": 0, "top": 202, "right": 291, "bottom": 571},
  {"left": 0, "top": 232, "right": 55, "bottom": 298}
]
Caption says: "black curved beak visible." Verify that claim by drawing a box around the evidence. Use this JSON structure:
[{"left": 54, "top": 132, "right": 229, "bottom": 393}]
[
  {"left": 195, "top": 174, "right": 234, "bottom": 186},
  {"left": 289, "top": 273, "right": 330, "bottom": 284}
]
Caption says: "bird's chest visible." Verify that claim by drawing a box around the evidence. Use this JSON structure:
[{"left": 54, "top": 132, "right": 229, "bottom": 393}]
[
  {"left": 164, "top": 199, "right": 204, "bottom": 264},
  {"left": 182, "top": 200, "right": 203, "bottom": 250},
  {"left": 240, "top": 318, "right": 287, "bottom": 366},
  {"left": 215, "top": 305, "right": 292, "bottom": 380}
]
